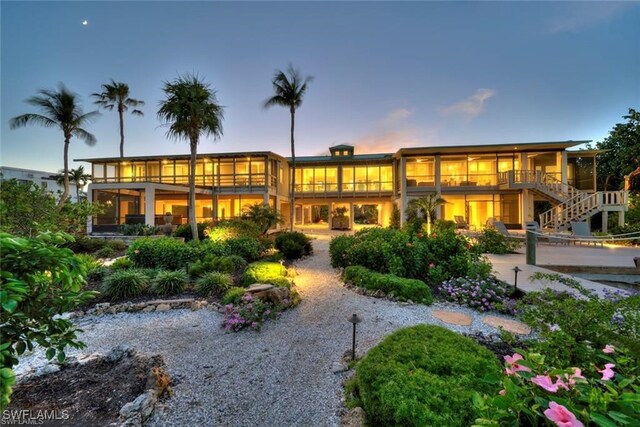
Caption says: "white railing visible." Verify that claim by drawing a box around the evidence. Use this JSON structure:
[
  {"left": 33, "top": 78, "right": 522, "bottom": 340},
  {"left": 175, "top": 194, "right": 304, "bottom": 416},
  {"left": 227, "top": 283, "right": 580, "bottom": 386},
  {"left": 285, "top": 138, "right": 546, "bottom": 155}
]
[
  {"left": 498, "top": 170, "right": 578, "bottom": 200},
  {"left": 539, "top": 190, "right": 628, "bottom": 230}
]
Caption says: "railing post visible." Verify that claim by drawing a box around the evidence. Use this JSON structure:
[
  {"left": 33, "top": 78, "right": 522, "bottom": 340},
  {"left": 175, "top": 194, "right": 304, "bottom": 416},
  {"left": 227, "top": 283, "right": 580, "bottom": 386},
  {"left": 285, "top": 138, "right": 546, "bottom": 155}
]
[{"left": 526, "top": 230, "right": 536, "bottom": 265}]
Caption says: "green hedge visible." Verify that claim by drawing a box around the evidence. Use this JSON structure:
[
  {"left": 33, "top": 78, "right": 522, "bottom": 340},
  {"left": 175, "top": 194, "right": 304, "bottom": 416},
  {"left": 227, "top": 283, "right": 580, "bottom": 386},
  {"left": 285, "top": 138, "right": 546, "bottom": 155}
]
[
  {"left": 351, "top": 325, "right": 500, "bottom": 427},
  {"left": 127, "top": 237, "right": 198, "bottom": 270},
  {"left": 275, "top": 231, "right": 313, "bottom": 260},
  {"left": 343, "top": 266, "right": 432, "bottom": 304},
  {"left": 242, "top": 261, "right": 287, "bottom": 286}
]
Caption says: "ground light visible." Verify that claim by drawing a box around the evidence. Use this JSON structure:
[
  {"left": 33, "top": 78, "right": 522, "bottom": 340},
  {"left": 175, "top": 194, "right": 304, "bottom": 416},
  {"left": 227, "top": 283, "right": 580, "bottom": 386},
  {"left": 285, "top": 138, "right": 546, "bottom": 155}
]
[
  {"left": 348, "top": 313, "right": 362, "bottom": 361},
  {"left": 512, "top": 266, "right": 522, "bottom": 295}
]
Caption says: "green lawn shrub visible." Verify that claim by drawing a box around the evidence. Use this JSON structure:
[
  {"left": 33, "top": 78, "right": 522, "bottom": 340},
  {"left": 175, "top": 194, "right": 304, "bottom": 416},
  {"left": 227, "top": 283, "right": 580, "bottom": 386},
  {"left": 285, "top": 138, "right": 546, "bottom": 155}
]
[
  {"left": 261, "top": 277, "right": 293, "bottom": 289},
  {"left": 106, "top": 239, "right": 127, "bottom": 252},
  {"left": 474, "top": 228, "right": 522, "bottom": 254},
  {"left": 223, "top": 287, "right": 247, "bottom": 305},
  {"left": 174, "top": 221, "right": 211, "bottom": 241},
  {"left": 224, "top": 236, "right": 263, "bottom": 262},
  {"left": 127, "top": 237, "right": 198, "bottom": 270},
  {"left": 196, "top": 272, "right": 233, "bottom": 297},
  {"left": 205, "top": 219, "right": 261, "bottom": 241},
  {"left": 63, "top": 235, "right": 108, "bottom": 254},
  {"left": 189, "top": 255, "right": 247, "bottom": 278},
  {"left": 86, "top": 266, "right": 109, "bottom": 282},
  {"left": 110, "top": 257, "right": 135, "bottom": 270},
  {"left": 274, "top": 231, "right": 313, "bottom": 260},
  {"left": 343, "top": 266, "right": 432, "bottom": 304},
  {"left": 350, "top": 325, "right": 500, "bottom": 427},
  {"left": 152, "top": 269, "right": 188, "bottom": 295},
  {"left": 94, "top": 245, "right": 116, "bottom": 259},
  {"left": 242, "top": 261, "right": 287, "bottom": 286},
  {"left": 101, "top": 269, "right": 150, "bottom": 299}
]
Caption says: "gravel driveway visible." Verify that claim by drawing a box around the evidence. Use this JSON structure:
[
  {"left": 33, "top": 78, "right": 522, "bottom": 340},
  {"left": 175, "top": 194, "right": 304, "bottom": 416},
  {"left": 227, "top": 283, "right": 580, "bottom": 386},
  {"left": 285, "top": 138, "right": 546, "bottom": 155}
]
[{"left": 17, "top": 235, "right": 516, "bottom": 426}]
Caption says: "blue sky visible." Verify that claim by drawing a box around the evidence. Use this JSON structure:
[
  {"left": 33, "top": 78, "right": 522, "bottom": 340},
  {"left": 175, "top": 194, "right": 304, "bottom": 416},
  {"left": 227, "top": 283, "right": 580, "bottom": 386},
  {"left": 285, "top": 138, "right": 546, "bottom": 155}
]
[{"left": 1, "top": 1, "right": 639, "bottom": 173}]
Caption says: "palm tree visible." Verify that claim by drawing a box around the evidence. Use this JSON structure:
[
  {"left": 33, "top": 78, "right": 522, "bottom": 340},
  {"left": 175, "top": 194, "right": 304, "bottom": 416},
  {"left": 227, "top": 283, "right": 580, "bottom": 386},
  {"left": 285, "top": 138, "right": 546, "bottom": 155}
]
[
  {"left": 157, "top": 74, "right": 224, "bottom": 242},
  {"left": 55, "top": 166, "right": 91, "bottom": 201},
  {"left": 9, "top": 84, "right": 99, "bottom": 208},
  {"left": 92, "top": 80, "right": 144, "bottom": 158},
  {"left": 407, "top": 193, "right": 447, "bottom": 235},
  {"left": 264, "top": 65, "right": 313, "bottom": 231},
  {"left": 241, "top": 203, "right": 283, "bottom": 235}
]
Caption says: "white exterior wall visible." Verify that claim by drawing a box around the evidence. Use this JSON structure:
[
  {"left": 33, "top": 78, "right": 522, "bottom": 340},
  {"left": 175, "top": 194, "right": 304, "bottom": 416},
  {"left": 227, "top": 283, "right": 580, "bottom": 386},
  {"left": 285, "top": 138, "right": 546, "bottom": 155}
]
[{"left": 0, "top": 166, "right": 81, "bottom": 202}]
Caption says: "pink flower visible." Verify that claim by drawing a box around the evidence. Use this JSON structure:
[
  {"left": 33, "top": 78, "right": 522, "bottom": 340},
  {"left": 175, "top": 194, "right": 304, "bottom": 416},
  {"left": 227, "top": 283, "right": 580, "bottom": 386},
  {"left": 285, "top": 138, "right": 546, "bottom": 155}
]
[
  {"left": 532, "top": 375, "right": 559, "bottom": 393},
  {"left": 555, "top": 376, "right": 570, "bottom": 391},
  {"left": 565, "top": 368, "right": 586, "bottom": 386},
  {"left": 603, "top": 344, "right": 615, "bottom": 354},
  {"left": 498, "top": 389, "right": 506, "bottom": 396},
  {"left": 598, "top": 363, "right": 615, "bottom": 381},
  {"left": 544, "top": 401, "right": 584, "bottom": 427},
  {"left": 549, "top": 324, "right": 561, "bottom": 332},
  {"left": 504, "top": 353, "right": 531, "bottom": 375},
  {"left": 428, "top": 262, "right": 435, "bottom": 269}
]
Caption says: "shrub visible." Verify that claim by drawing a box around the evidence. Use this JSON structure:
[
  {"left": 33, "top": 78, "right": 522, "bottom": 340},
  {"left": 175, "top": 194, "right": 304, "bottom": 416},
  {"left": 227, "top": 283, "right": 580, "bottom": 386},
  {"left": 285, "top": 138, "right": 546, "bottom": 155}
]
[
  {"left": 222, "top": 292, "right": 289, "bottom": 332},
  {"left": 349, "top": 325, "right": 500, "bottom": 427},
  {"left": 343, "top": 266, "right": 433, "bottom": 304},
  {"left": 196, "top": 272, "right": 233, "bottom": 297},
  {"left": 94, "top": 245, "right": 116, "bottom": 259},
  {"left": 262, "top": 277, "right": 293, "bottom": 289},
  {"left": 127, "top": 237, "right": 198, "bottom": 270},
  {"left": 100, "top": 269, "right": 150, "bottom": 299},
  {"left": 437, "top": 276, "right": 514, "bottom": 312},
  {"left": 205, "top": 219, "right": 261, "bottom": 241},
  {"left": 189, "top": 255, "right": 247, "bottom": 278},
  {"left": 242, "top": 261, "right": 287, "bottom": 286},
  {"left": 196, "top": 239, "right": 228, "bottom": 258},
  {"left": 0, "top": 232, "right": 97, "bottom": 407},
  {"left": 121, "top": 223, "right": 160, "bottom": 237},
  {"left": 152, "top": 269, "right": 188, "bottom": 295},
  {"left": 86, "top": 266, "right": 109, "bottom": 282},
  {"left": 63, "top": 235, "right": 108, "bottom": 254},
  {"left": 434, "top": 219, "right": 457, "bottom": 233},
  {"left": 106, "top": 239, "right": 127, "bottom": 252},
  {"left": 225, "top": 236, "right": 263, "bottom": 262},
  {"left": 74, "top": 253, "right": 101, "bottom": 272},
  {"left": 475, "top": 228, "right": 522, "bottom": 254},
  {"left": 110, "top": 257, "right": 135, "bottom": 270},
  {"left": 329, "top": 235, "right": 356, "bottom": 268},
  {"left": 174, "top": 221, "right": 211, "bottom": 242},
  {"left": 223, "top": 287, "right": 247, "bottom": 305},
  {"left": 275, "top": 231, "right": 313, "bottom": 259}
]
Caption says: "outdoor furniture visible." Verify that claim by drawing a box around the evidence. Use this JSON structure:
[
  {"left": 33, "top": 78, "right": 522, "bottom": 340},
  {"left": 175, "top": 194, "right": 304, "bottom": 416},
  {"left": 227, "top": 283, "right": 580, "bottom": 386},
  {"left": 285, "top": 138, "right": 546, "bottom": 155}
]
[
  {"left": 524, "top": 221, "right": 568, "bottom": 245},
  {"left": 492, "top": 220, "right": 525, "bottom": 240},
  {"left": 454, "top": 215, "right": 469, "bottom": 230},
  {"left": 570, "top": 222, "right": 604, "bottom": 247}
]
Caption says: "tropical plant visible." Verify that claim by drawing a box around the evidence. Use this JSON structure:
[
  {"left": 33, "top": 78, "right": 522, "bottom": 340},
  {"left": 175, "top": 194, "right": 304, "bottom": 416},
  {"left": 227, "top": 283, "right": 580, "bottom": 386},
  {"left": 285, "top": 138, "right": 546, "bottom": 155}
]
[
  {"left": 152, "top": 269, "right": 188, "bottom": 295},
  {"left": 54, "top": 165, "right": 91, "bottom": 200},
  {"left": 92, "top": 80, "right": 144, "bottom": 158},
  {"left": 196, "top": 271, "right": 232, "bottom": 297},
  {"left": 240, "top": 203, "right": 283, "bottom": 235},
  {"left": 264, "top": 64, "right": 313, "bottom": 231},
  {"left": 101, "top": 269, "right": 150, "bottom": 299},
  {"left": 158, "top": 74, "right": 224, "bottom": 241},
  {"left": 9, "top": 84, "right": 99, "bottom": 207},
  {"left": 0, "top": 232, "right": 97, "bottom": 408},
  {"left": 406, "top": 193, "right": 447, "bottom": 235}
]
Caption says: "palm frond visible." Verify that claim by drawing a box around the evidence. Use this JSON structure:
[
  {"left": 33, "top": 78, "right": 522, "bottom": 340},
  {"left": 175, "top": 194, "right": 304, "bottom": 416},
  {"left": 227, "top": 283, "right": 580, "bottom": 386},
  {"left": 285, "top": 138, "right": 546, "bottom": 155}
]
[
  {"left": 73, "top": 128, "right": 97, "bottom": 146},
  {"left": 9, "top": 113, "right": 57, "bottom": 129}
]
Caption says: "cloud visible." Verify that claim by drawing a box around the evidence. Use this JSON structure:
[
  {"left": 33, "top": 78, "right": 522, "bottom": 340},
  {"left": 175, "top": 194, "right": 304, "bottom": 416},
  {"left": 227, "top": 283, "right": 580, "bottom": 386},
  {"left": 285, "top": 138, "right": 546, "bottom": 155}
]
[
  {"left": 352, "top": 130, "right": 423, "bottom": 154},
  {"left": 440, "top": 88, "right": 496, "bottom": 118},
  {"left": 545, "top": 3, "right": 633, "bottom": 34},
  {"left": 383, "top": 108, "right": 412, "bottom": 124}
]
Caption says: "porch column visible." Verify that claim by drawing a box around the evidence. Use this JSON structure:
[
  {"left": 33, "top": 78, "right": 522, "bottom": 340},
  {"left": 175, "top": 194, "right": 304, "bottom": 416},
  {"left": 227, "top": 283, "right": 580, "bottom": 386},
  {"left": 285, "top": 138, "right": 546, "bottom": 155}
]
[
  {"left": 86, "top": 184, "right": 94, "bottom": 234},
  {"left": 618, "top": 211, "right": 625, "bottom": 227},
  {"left": 400, "top": 157, "right": 407, "bottom": 226},
  {"left": 145, "top": 185, "right": 155, "bottom": 226},
  {"left": 602, "top": 211, "right": 608, "bottom": 233},
  {"left": 435, "top": 154, "right": 442, "bottom": 219}
]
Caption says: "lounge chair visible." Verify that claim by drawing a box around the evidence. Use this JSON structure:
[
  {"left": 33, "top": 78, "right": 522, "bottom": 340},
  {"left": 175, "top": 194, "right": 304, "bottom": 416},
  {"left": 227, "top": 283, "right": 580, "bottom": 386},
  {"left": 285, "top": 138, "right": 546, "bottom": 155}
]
[
  {"left": 524, "top": 221, "right": 568, "bottom": 245},
  {"left": 454, "top": 215, "right": 469, "bottom": 230},
  {"left": 492, "top": 221, "right": 525, "bottom": 240},
  {"left": 570, "top": 222, "right": 604, "bottom": 247}
]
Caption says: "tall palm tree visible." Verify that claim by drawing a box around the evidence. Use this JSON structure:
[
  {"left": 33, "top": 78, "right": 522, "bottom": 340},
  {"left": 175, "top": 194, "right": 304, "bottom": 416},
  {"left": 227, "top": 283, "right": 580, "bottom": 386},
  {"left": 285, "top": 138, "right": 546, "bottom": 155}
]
[
  {"left": 264, "top": 65, "right": 313, "bottom": 231},
  {"left": 157, "top": 74, "right": 224, "bottom": 242},
  {"left": 92, "top": 80, "right": 144, "bottom": 158},
  {"left": 407, "top": 193, "right": 447, "bottom": 235},
  {"left": 9, "top": 84, "right": 99, "bottom": 208},
  {"left": 55, "top": 166, "right": 91, "bottom": 201}
]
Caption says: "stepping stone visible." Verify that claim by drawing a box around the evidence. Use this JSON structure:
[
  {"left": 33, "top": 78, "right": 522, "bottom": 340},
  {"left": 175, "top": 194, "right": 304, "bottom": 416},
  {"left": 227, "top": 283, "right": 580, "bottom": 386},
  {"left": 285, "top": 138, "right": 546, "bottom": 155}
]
[
  {"left": 433, "top": 310, "right": 473, "bottom": 326},
  {"left": 246, "top": 284, "right": 274, "bottom": 292},
  {"left": 483, "top": 316, "right": 531, "bottom": 335}
]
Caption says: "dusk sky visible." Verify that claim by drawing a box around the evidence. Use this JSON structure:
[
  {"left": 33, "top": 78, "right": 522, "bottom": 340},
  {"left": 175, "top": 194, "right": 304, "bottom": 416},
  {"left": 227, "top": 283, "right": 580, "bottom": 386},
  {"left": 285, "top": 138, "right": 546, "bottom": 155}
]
[{"left": 1, "top": 1, "right": 639, "bottom": 173}]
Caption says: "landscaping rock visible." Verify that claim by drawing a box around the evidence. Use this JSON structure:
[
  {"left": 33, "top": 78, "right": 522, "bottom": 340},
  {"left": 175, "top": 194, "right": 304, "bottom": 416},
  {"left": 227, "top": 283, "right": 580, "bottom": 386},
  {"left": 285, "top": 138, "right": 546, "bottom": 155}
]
[
  {"left": 33, "top": 364, "right": 60, "bottom": 377},
  {"left": 331, "top": 361, "right": 348, "bottom": 374},
  {"left": 253, "top": 287, "right": 291, "bottom": 305},
  {"left": 341, "top": 407, "right": 365, "bottom": 427},
  {"left": 141, "top": 306, "right": 155, "bottom": 313},
  {"left": 246, "top": 283, "right": 275, "bottom": 292},
  {"left": 120, "top": 389, "right": 156, "bottom": 422},
  {"left": 482, "top": 316, "right": 532, "bottom": 335},
  {"left": 433, "top": 310, "right": 473, "bottom": 326},
  {"left": 155, "top": 304, "right": 171, "bottom": 312}
]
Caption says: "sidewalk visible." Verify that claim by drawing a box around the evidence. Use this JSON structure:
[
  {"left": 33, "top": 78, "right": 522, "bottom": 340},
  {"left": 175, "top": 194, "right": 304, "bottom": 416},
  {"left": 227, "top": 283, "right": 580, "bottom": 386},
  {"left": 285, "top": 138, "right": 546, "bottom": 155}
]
[{"left": 486, "top": 244, "right": 640, "bottom": 295}]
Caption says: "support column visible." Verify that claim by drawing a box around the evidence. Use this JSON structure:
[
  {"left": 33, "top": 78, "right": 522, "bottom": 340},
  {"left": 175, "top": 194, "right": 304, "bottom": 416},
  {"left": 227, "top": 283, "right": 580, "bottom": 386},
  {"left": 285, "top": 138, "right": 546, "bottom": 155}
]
[
  {"left": 86, "top": 184, "right": 94, "bottom": 234},
  {"left": 618, "top": 211, "right": 625, "bottom": 227},
  {"left": 145, "top": 185, "right": 155, "bottom": 226},
  {"left": 435, "top": 155, "right": 442, "bottom": 219},
  {"left": 602, "top": 211, "right": 608, "bottom": 233},
  {"left": 400, "top": 157, "right": 407, "bottom": 227},
  {"left": 560, "top": 151, "right": 568, "bottom": 193}
]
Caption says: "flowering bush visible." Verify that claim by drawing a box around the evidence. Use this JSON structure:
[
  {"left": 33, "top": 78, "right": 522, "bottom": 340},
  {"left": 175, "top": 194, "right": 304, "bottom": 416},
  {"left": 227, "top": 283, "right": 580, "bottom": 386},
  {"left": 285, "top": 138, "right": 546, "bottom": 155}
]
[
  {"left": 437, "top": 276, "right": 515, "bottom": 312},
  {"left": 473, "top": 346, "right": 640, "bottom": 426},
  {"left": 221, "top": 292, "right": 291, "bottom": 332}
]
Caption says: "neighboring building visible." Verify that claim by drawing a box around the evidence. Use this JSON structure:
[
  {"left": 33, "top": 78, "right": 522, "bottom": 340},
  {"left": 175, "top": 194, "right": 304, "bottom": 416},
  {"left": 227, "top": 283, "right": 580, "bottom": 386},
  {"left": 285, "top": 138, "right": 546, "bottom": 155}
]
[
  {"left": 0, "top": 166, "right": 82, "bottom": 202},
  {"left": 77, "top": 140, "right": 628, "bottom": 233}
]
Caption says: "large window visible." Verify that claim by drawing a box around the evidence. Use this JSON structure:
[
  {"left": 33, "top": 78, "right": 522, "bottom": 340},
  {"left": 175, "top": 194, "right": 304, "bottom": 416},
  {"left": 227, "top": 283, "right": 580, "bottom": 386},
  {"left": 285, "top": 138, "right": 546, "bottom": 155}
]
[
  {"left": 441, "top": 156, "right": 467, "bottom": 187},
  {"left": 441, "top": 193, "right": 519, "bottom": 229},
  {"left": 568, "top": 157, "right": 595, "bottom": 191},
  {"left": 406, "top": 157, "right": 435, "bottom": 187},
  {"left": 295, "top": 167, "right": 338, "bottom": 192},
  {"left": 342, "top": 165, "right": 392, "bottom": 192},
  {"left": 467, "top": 155, "right": 496, "bottom": 186}
]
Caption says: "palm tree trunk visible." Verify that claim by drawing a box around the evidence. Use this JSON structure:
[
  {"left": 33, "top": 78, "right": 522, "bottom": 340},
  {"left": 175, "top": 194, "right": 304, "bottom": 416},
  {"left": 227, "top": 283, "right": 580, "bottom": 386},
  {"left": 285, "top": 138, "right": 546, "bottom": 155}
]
[
  {"left": 189, "top": 140, "right": 199, "bottom": 242},
  {"left": 290, "top": 108, "right": 296, "bottom": 232},
  {"left": 119, "top": 107, "right": 125, "bottom": 158},
  {"left": 59, "top": 138, "right": 71, "bottom": 209}
]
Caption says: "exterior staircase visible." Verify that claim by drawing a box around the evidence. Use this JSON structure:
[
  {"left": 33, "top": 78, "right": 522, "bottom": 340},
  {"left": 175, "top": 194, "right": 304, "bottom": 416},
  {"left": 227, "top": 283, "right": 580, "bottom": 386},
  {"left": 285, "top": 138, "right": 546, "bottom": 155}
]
[{"left": 498, "top": 170, "right": 628, "bottom": 231}]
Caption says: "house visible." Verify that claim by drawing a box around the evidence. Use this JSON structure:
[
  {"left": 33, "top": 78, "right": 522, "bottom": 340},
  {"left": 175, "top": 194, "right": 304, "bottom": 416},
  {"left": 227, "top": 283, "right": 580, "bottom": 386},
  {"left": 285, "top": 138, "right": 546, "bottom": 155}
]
[
  {"left": 77, "top": 140, "right": 628, "bottom": 233},
  {"left": 0, "top": 166, "right": 82, "bottom": 202}
]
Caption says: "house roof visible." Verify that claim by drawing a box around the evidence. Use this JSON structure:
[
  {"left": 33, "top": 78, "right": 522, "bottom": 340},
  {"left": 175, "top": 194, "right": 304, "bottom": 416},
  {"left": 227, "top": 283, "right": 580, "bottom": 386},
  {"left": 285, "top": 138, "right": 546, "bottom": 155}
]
[
  {"left": 395, "top": 140, "right": 590, "bottom": 157},
  {"left": 293, "top": 153, "right": 394, "bottom": 164},
  {"left": 75, "top": 151, "right": 287, "bottom": 163}
]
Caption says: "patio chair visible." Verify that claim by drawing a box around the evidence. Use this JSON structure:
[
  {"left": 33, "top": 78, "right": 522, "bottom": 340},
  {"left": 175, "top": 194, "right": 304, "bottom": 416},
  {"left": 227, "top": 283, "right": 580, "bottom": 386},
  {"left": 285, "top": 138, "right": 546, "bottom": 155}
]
[
  {"left": 454, "top": 215, "right": 469, "bottom": 230},
  {"left": 570, "top": 222, "right": 604, "bottom": 247},
  {"left": 492, "top": 221, "right": 525, "bottom": 240},
  {"left": 524, "top": 221, "right": 568, "bottom": 245}
]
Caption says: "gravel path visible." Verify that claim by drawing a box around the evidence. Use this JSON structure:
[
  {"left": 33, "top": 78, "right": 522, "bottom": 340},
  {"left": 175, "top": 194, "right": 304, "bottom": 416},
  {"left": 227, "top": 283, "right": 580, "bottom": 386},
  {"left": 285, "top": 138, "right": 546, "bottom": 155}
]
[{"left": 17, "top": 235, "right": 520, "bottom": 426}]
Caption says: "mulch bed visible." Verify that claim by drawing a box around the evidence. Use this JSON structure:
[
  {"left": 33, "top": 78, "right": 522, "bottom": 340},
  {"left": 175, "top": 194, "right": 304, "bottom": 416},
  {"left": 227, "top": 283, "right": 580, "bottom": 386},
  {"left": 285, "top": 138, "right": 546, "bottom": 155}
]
[{"left": 8, "top": 352, "right": 162, "bottom": 426}]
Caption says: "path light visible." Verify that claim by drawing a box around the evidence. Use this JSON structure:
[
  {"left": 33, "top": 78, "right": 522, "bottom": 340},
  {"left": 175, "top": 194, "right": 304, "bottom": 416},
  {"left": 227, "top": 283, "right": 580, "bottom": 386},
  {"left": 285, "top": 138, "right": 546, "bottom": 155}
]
[
  {"left": 348, "top": 314, "right": 362, "bottom": 361},
  {"left": 512, "top": 266, "right": 522, "bottom": 295}
]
